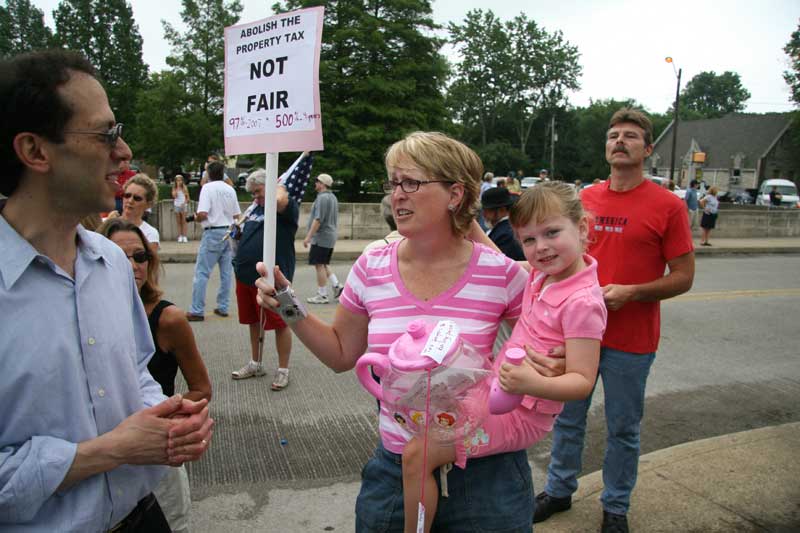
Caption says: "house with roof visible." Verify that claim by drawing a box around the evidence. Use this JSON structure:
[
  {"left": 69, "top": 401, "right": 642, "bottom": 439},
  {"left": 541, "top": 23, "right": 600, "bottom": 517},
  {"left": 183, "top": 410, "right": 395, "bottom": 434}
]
[{"left": 647, "top": 113, "right": 799, "bottom": 193}]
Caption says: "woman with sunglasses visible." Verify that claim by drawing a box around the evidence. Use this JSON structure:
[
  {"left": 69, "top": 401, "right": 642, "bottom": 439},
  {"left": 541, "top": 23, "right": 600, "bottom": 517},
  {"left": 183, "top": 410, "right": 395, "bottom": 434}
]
[
  {"left": 256, "top": 131, "right": 562, "bottom": 532},
  {"left": 108, "top": 173, "right": 161, "bottom": 250},
  {"left": 97, "top": 218, "right": 212, "bottom": 533}
]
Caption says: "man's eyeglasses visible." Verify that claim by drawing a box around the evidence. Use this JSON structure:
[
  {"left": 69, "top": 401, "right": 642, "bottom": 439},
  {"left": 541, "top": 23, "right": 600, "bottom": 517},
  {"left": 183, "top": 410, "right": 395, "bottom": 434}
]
[
  {"left": 126, "top": 250, "right": 151, "bottom": 264},
  {"left": 63, "top": 123, "right": 124, "bottom": 147},
  {"left": 123, "top": 192, "right": 144, "bottom": 202},
  {"left": 383, "top": 179, "right": 454, "bottom": 194}
]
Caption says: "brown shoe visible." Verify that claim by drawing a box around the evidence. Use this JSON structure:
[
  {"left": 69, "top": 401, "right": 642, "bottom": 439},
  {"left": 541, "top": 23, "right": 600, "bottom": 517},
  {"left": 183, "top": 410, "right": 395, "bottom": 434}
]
[
  {"left": 213, "top": 308, "right": 229, "bottom": 317},
  {"left": 186, "top": 313, "right": 205, "bottom": 322}
]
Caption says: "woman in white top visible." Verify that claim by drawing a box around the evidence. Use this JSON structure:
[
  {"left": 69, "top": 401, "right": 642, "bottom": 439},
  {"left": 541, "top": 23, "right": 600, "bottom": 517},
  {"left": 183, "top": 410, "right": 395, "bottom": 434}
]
[
  {"left": 119, "top": 173, "right": 160, "bottom": 251},
  {"left": 699, "top": 186, "right": 720, "bottom": 246},
  {"left": 172, "top": 175, "right": 190, "bottom": 242}
]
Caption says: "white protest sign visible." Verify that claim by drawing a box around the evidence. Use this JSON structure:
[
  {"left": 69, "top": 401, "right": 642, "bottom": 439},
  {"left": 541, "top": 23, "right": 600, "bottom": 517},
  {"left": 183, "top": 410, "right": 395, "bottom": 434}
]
[{"left": 223, "top": 6, "right": 324, "bottom": 155}]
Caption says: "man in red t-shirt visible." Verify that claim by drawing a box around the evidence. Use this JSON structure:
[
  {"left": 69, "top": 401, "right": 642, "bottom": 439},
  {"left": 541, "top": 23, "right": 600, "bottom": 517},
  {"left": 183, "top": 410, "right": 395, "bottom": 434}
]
[
  {"left": 533, "top": 108, "right": 694, "bottom": 533},
  {"left": 114, "top": 168, "right": 136, "bottom": 213}
]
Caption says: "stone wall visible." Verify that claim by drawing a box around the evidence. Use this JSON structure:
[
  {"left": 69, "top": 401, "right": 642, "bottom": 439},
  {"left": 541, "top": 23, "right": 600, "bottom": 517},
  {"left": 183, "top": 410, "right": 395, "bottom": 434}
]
[
  {"left": 155, "top": 200, "right": 390, "bottom": 242},
  {"left": 154, "top": 200, "right": 800, "bottom": 241}
]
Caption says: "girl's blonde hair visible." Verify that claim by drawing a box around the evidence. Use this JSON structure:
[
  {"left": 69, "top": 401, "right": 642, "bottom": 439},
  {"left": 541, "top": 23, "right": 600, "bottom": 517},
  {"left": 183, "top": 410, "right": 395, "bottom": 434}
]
[
  {"left": 385, "top": 131, "right": 483, "bottom": 236},
  {"left": 509, "top": 181, "right": 586, "bottom": 228},
  {"left": 125, "top": 173, "right": 158, "bottom": 206}
]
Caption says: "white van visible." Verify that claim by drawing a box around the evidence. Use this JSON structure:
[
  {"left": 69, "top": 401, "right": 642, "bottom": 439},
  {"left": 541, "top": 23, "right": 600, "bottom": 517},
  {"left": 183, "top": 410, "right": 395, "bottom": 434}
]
[{"left": 755, "top": 179, "right": 799, "bottom": 208}]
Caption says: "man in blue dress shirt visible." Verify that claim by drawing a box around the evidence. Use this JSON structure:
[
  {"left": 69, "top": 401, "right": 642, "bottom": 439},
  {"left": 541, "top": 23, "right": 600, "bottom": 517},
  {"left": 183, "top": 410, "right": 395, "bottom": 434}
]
[{"left": 0, "top": 50, "right": 214, "bottom": 531}]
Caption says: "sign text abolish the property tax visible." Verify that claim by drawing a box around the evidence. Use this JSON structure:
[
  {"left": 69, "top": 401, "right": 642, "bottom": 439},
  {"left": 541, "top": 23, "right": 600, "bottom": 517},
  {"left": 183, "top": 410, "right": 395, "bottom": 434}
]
[{"left": 223, "top": 6, "right": 324, "bottom": 154}]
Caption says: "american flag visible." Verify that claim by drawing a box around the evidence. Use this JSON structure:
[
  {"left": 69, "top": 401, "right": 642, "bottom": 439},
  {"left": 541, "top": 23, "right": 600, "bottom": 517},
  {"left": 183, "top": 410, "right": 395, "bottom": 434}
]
[{"left": 278, "top": 152, "right": 313, "bottom": 203}]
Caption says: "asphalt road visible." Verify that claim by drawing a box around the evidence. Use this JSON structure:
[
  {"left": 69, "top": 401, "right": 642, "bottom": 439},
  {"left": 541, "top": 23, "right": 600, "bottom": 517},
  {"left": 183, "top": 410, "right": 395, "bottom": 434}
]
[{"left": 158, "top": 253, "right": 800, "bottom": 531}]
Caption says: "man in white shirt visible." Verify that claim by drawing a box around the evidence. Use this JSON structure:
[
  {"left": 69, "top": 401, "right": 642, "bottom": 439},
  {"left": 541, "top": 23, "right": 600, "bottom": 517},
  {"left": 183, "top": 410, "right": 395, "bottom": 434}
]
[{"left": 187, "top": 161, "right": 241, "bottom": 321}]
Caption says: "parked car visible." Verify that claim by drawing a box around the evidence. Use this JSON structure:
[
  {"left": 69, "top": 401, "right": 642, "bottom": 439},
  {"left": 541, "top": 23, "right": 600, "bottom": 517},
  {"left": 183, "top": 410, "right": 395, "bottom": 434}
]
[
  {"left": 755, "top": 178, "right": 799, "bottom": 208},
  {"left": 581, "top": 180, "right": 606, "bottom": 190},
  {"left": 648, "top": 176, "right": 686, "bottom": 199},
  {"left": 731, "top": 190, "right": 754, "bottom": 205},
  {"left": 238, "top": 172, "right": 249, "bottom": 189},
  {"left": 520, "top": 177, "right": 541, "bottom": 189}
]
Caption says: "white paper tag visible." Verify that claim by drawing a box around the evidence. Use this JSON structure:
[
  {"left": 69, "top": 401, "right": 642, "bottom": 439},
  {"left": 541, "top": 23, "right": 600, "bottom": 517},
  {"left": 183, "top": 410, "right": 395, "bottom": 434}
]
[
  {"left": 416, "top": 502, "right": 426, "bottom": 533},
  {"left": 420, "top": 320, "right": 459, "bottom": 364}
]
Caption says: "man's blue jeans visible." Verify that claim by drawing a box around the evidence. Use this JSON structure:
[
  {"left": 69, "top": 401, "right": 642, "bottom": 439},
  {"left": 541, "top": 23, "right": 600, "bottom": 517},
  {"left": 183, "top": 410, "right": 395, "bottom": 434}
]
[
  {"left": 190, "top": 228, "right": 233, "bottom": 315},
  {"left": 544, "top": 347, "right": 655, "bottom": 515}
]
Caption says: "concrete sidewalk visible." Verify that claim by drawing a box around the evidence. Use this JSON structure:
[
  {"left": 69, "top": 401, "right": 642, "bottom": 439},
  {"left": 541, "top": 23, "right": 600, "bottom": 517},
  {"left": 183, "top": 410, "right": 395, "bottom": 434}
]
[
  {"left": 536, "top": 422, "right": 800, "bottom": 532},
  {"left": 159, "top": 236, "right": 800, "bottom": 264},
  {"left": 189, "top": 422, "right": 800, "bottom": 532}
]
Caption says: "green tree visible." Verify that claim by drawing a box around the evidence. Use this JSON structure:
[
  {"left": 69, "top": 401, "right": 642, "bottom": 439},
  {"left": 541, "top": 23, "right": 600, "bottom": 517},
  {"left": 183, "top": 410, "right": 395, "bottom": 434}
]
[
  {"left": 447, "top": 10, "right": 581, "bottom": 159},
  {"left": 447, "top": 10, "right": 510, "bottom": 147},
  {"left": 679, "top": 70, "right": 751, "bottom": 118},
  {"left": 784, "top": 20, "right": 800, "bottom": 107},
  {"left": 562, "top": 99, "right": 640, "bottom": 181},
  {"left": 52, "top": 0, "right": 148, "bottom": 131},
  {"left": 274, "top": 0, "right": 449, "bottom": 200},
  {"left": 131, "top": 71, "right": 197, "bottom": 172},
  {"left": 0, "top": 0, "right": 53, "bottom": 57},
  {"left": 505, "top": 14, "right": 581, "bottom": 156},
  {"left": 162, "top": 0, "right": 243, "bottom": 168}
]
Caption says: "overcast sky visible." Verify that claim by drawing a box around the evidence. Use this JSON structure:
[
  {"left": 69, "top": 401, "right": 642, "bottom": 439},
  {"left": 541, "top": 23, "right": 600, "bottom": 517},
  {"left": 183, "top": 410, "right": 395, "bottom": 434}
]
[{"left": 31, "top": 0, "right": 800, "bottom": 114}]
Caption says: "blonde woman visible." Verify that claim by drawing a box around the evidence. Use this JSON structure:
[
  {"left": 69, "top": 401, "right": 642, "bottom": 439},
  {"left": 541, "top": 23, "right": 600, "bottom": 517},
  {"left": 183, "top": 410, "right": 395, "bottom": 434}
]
[
  {"left": 108, "top": 173, "right": 161, "bottom": 250},
  {"left": 172, "top": 175, "right": 190, "bottom": 242},
  {"left": 699, "top": 186, "right": 720, "bottom": 246},
  {"left": 256, "top": 131, "right": 566, "bottom": 531}
]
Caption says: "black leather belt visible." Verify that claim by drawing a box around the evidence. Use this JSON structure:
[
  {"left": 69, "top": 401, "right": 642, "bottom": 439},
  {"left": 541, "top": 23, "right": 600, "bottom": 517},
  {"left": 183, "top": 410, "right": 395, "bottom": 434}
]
[
  {"left": 205, "top": 225, "right": 229, "bottom": 230},
  {"left": 108, "top": 493, "right": 157, "bottom": 532}
]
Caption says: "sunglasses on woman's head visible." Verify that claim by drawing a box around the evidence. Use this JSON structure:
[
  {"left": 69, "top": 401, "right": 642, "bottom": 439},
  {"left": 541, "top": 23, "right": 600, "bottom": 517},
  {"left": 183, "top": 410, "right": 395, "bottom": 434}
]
[
  {"left": 126, "top": 250, "right": 151, "bottom": 264},
  {"left": 123, "top": 192, "right": 144, "bottom": 202}
]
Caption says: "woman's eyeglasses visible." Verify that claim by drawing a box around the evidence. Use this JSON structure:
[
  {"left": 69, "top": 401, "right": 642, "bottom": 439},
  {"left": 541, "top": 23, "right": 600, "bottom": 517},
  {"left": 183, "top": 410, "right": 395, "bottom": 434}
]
[
  {"left": 63, "top": 123, "right": 124, "bottom": 147},
  {"left": 123, "top": 192, "right": 145, "bottom": 202},
  {"left": 126, "top": 250, "right": 151, "bottom": 264},
  {"left": 383, "top": 179, "right": 454, "bottom": 194}
]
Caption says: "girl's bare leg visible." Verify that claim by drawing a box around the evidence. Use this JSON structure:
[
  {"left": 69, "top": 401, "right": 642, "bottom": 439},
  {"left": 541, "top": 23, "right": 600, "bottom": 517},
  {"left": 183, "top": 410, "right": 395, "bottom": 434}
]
[{"left": 401, "top": 437, "right": 457, "bottom": 533}]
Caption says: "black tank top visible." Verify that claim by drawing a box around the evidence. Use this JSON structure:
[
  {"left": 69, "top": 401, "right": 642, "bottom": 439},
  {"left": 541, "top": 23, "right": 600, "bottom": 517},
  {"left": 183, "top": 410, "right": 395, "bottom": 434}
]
[{"left": 147, "top": 300, "right": 179, "bottom": 396}]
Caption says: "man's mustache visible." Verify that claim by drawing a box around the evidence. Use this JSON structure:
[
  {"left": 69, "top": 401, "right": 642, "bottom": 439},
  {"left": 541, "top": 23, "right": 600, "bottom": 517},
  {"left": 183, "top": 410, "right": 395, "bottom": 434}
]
[{"left": 613, "top": 146, "right": 629, "bottom": 154}]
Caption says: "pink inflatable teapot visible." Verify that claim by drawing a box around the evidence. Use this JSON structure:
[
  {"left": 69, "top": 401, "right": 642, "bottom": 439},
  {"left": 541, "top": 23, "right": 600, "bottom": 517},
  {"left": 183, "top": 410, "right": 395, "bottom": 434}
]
[{"left": 355, "top": 319, "right": 493, "bottom": 444}]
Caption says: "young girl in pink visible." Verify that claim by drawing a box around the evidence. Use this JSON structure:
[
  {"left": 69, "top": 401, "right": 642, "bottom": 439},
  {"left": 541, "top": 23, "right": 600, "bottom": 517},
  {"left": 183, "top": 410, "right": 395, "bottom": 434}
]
[{"left": 402, "top": 181, "right": 608, "bottom": 532}]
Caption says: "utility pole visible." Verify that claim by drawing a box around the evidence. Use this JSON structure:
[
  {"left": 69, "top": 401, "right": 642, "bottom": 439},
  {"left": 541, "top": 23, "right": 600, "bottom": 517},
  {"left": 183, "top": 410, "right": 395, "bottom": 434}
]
[
  {"left": 550, "top": 114, "right": 556, "bottom": 179},
  {"left": 666, "top": 57, "right": 682, "bottom": 186}
]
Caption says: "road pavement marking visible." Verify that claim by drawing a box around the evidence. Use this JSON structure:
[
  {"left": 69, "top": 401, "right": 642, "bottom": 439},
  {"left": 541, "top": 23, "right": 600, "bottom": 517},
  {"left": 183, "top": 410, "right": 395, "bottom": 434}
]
[{"left": 671, "top": 288, "right": 800, "bottom": 302}]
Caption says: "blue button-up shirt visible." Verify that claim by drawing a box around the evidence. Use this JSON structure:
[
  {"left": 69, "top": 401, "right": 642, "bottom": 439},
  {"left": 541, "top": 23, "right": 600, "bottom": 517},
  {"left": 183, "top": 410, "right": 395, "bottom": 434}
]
[
  {"left": 685, "top": 187, "right": 699, "bottom": 210},
  {"left": 0, "top": 213, "right": 166, "bottom": 531}
]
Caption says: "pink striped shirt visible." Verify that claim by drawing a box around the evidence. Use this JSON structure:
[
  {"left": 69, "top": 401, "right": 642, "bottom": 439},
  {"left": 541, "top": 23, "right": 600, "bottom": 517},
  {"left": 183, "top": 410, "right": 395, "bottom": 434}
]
[{"left": 339, "top": 239, "right": 527, "bottom": 454}]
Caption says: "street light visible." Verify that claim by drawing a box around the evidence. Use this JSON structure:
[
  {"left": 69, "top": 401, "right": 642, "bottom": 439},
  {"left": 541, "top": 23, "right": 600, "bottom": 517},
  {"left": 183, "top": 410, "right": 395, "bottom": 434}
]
[{"left": 666, "top": 57, "right": 682, "bottom": 186}]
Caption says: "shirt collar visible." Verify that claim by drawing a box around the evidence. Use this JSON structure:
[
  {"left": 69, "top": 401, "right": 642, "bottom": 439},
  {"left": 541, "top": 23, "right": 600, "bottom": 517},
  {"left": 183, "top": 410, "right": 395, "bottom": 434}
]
[
  {"left": 0, "top": 209, "right": 108, "bottom": 290},
  {"left": 532, "top": 254, "right": 599, "bottom": 307}
]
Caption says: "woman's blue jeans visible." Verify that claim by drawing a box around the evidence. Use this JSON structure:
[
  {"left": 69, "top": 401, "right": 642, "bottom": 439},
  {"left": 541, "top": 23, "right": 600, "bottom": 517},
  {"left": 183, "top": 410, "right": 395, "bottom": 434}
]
[
  {"left": 355, "top": 443, "right": 533, "bottom": 532},
  {"left": 544, "top": 347, "right": 655, "bottom": 515}
]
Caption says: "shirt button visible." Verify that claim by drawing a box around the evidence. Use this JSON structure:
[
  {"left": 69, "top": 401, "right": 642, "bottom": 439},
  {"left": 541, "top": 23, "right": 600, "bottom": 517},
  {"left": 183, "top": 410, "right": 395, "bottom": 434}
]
[
  {"left": 88, "top": 337, "right": 96, "bottom": 345},
  {"left": 98, "top": 388, "right": 105, "bottom": 397}
]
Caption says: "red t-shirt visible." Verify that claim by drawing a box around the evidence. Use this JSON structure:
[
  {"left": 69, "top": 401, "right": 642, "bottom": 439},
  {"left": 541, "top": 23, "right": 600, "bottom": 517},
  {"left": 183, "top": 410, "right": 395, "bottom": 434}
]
[
  {"left": 115, "top": 169, "right": 137, "bottom": 199},
  {"left": 580, "top": 179, "right": 693, "bottom": 354}
]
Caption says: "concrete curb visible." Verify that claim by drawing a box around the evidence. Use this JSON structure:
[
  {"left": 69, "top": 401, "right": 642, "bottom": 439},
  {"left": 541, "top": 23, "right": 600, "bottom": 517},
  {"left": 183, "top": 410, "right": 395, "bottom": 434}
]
[
  {"left": 536, "top": 422, "right": 800, "bottom": 532},
  {"left": 158, "top": 239, "right": 800, "bottom": 264}
]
